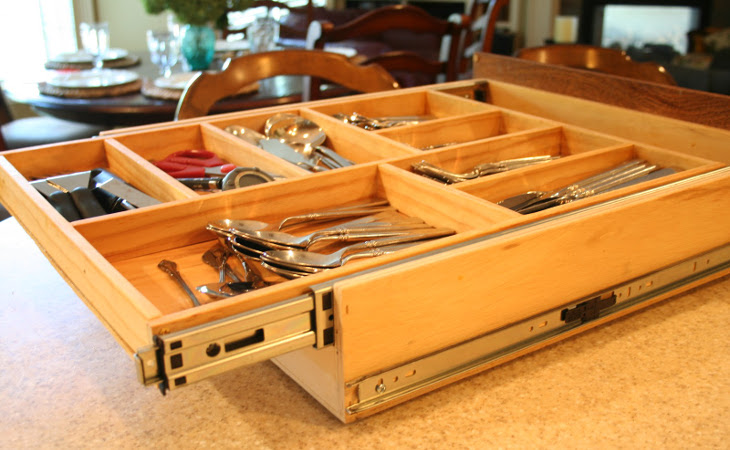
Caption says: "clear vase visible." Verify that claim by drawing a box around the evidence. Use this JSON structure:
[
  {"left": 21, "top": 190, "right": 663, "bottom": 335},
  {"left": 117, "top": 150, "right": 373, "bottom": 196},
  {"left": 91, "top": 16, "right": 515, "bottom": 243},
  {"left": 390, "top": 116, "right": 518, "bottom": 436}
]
[{"left": 181, "top": 24, "right": 216, "bottom": 70}]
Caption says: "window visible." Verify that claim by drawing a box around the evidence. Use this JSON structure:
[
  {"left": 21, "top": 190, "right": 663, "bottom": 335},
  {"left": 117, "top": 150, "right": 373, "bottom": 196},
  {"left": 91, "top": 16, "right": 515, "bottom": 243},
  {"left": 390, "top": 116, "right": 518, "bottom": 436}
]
[
  {"left": 599, "top": 5, "right": 701, "bottom": 54},
  {"left": 0, "top": 0, "right": 76, "bottom": 82}
]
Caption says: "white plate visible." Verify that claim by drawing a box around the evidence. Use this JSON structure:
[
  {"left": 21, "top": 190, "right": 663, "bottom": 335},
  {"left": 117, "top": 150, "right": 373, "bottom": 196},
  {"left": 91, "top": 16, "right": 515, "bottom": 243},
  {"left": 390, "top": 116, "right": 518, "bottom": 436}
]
[
  {"left": 50, "top": 48, "right": 129, "bottom": 64},
  {"left": 45, "top": 69, "right": 139, "bottom": 89},
  {"left": 324, "top": 45, "right": 357, "bottom": 58},
  {"left": 215, "top": 39, "right": 250, "bottom": 53},
  {"left": 153, "top": 72, "right": 199, "bottom": 90}
]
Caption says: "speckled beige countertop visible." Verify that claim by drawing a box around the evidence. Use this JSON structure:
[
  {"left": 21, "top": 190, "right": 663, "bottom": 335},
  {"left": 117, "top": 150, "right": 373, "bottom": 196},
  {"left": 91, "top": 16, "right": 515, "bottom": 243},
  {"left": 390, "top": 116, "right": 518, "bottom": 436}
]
[{"left": 1, "top": 216, "right": 728, "bottom": 449}]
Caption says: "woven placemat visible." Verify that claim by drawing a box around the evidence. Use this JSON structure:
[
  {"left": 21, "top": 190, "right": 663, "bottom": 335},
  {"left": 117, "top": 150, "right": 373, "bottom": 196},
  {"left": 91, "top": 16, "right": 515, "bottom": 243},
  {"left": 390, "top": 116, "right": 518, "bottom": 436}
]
[
  {"left": 44, "top": 55, "right": 141, "bottom": 71},
  {"left": 38, "top": 78, "right": 143, "bottom": 98},
  {"left": 141, "top": 78, "right": 260, "bottom": 100}
]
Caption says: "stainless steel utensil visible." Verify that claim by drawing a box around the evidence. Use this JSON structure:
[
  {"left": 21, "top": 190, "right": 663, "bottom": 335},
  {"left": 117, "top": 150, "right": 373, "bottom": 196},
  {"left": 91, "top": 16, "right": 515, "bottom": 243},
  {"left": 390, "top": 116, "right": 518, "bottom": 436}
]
[
  {"left": 196, "top": 281, "right": 255, "bottom": 298},
  {"left": 276, "top": 200, "right": 391, "bottom": 230},
  {"left": 264, "top": 113, "right": 355, "bottom": 169},
  {"left": 237, "top": 222, "right": 435, "bottom": 251},
  {"left": 500, "top": 160, "right": 661, "bottom": 214},
  {"left": 333, "top": 112, "right": 434, "bottom": 129},
  {"left": 412, "top": 155, "right": 559, "bottom": 184},
  {"left": 224, "top": 124, "right": 326, "bottom": 172},
  {"left": 158, "top": 259, "right": 201, "bottom": 307},
  {"left": 259, "top": 228, "right": 455, "bottom": 269}
]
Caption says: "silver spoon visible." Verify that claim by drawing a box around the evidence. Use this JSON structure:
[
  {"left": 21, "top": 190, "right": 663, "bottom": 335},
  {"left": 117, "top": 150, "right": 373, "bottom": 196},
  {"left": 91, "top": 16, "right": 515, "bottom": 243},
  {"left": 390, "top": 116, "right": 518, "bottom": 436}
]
[
  {"left": 261, "top": 242, "right": 428, "bottom": 277},
  {"left": 249, "top": 223, "right": 434, "bottom": 250},
  {"left": 259, "top": 261, "right": 311, "bottom": 279},
  {"left": 265, "top": 113, "right": 326, "bottom": 147},
  {"left": 260, "top": 228, "right": 455, "bottom": 269},
  {"left": 158, "top": 260, "right": 201, "bottom": 307},
  {"left": 224, "top": 125, "right": 266, "bottom": 146},
  {"left": 196, "top": 281, "right": 256, "bottom": 298}
]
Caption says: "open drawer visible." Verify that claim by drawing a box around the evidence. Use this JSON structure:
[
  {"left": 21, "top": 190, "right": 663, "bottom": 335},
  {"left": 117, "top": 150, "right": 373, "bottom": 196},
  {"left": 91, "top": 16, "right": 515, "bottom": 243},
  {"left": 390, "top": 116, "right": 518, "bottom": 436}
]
[{"left": 1, "top": 79, "right": 729, "bottom": 423}]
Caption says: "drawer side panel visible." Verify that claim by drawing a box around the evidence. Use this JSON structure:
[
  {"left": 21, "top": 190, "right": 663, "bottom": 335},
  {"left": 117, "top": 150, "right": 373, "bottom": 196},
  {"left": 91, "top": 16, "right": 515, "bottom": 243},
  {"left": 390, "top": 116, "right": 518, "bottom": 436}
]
[{"left": 333, "top": 170, "right": 730, "bottom": 381}]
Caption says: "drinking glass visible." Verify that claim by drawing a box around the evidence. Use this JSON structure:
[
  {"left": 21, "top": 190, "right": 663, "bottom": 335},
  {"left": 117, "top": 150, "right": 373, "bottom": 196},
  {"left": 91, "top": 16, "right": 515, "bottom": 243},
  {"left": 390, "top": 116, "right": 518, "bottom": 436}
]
[
  {"left": 247, "top": 16, "right": 279, "bottom": 53},
  {"left": 146, "top": 30, "right": 180, "bottom": 78},
  {"left": 79, "top": 22, "right": 109, "bottom": 71}
]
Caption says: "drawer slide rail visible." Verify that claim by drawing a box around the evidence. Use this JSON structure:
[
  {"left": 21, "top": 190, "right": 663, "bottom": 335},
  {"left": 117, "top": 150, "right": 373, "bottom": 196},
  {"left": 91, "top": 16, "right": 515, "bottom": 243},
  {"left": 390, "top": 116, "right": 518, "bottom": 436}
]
[{"left": 135, "top": 288, "right": 335, "bottom": 392}]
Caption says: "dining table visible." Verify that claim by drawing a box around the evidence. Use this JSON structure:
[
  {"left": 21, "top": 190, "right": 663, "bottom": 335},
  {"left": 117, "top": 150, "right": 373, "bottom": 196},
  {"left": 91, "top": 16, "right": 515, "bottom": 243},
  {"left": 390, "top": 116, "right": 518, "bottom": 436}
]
[{"left": 2, "top": 52, "right": 330, "bottom": 128}]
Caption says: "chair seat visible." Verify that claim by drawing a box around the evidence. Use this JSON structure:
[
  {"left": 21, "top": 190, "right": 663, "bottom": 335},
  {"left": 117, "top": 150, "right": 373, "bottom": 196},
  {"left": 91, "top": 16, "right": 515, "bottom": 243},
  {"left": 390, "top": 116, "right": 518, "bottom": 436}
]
[{"left": 2, "top": 116, "right": 107, "bottom": 150}]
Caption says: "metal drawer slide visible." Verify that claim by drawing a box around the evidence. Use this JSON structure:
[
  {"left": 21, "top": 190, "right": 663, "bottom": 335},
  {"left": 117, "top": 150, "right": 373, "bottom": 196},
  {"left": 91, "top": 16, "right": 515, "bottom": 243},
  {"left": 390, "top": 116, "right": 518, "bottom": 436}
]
[{"left": 135, "top": 285, "right": 336, "bottom": 392}]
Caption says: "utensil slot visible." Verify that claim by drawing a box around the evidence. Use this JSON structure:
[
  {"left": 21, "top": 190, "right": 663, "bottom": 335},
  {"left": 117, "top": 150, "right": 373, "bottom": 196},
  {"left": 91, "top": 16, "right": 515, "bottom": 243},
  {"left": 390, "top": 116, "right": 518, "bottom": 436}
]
[
  {"left": 455, "top": 143, "right": 724, "bottom": 216},
  {"left": 111, "top": 121, "right": 311, "bottom": 187},
  {"left": 375, "top": 109, "right": 560, "bottom": 151},
  {"left": 208, "top": 107, "right": 418, "bottom": 164},
  {"left": 386, "top": 125, "right": 625, "bottom": 185},
  {"left": 0, "top": 137, "right": 183, "bottom": 221}
]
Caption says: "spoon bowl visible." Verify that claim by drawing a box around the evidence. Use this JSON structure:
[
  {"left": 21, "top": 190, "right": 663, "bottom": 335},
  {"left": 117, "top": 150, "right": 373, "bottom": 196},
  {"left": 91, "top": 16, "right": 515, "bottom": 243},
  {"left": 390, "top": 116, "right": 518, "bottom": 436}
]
[
  {"left": 224, "top": 125, "right": 266, "bottom": 146},
  {"left": 265, "top": 113, "right": 327, "bottom": 147}
]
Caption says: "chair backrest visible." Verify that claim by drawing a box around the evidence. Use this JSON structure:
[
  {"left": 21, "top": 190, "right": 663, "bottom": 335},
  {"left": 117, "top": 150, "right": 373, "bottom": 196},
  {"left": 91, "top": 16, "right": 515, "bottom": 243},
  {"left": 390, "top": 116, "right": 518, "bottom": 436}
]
[
  {"left": 453, "top": 0, "right": 509, "bottom": 75},
  {"left": 465, "top": 0, "right": 509, "bottom": 55},
  {"left": 0, "top": 88, "right": 12, "bottom": 126},
  {"left": 515, "top": 44, "right": 677, "bottom": 85},
  {"left": 174, "top": 49, "right": 398, "bottom": 120},
  {"left": 306, "top": 5, "right": 466, "bottom": 89},
  {"left": 0, "top": 89, "right": 13, "bottom": 151}
]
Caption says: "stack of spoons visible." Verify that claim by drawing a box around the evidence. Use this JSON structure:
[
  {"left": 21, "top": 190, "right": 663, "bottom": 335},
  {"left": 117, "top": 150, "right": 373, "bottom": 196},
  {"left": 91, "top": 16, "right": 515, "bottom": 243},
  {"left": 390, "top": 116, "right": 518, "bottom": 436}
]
[
  {"left": 224, "top": 113, "right": 354, "bottom": 172},
  {"left": 207, "top": 201, "right": 455, "bottom": 280}
]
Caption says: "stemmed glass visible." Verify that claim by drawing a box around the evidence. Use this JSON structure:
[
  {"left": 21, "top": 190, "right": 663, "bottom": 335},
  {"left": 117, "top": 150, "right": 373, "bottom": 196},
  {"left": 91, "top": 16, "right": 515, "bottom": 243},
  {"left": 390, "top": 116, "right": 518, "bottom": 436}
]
[
  {"left": 79, "top": 22, "right": 109, "bottom": 71},
  {"left": 146, "top": 30, "right": 180, "bottom": 78}
]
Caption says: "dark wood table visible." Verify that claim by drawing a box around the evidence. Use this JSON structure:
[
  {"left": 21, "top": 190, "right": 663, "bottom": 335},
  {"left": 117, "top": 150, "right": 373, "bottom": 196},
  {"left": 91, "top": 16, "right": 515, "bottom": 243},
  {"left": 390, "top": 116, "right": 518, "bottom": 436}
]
[{"left": 2, "top": 54, "right": 311, "bottom": 128}]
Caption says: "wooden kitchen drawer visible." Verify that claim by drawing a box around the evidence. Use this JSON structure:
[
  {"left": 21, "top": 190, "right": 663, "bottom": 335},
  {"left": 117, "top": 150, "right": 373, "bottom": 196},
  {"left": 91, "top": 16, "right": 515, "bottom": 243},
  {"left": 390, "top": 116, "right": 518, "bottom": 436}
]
[{"left": 1, "top": 77, "right": 729, "bottom": 423}]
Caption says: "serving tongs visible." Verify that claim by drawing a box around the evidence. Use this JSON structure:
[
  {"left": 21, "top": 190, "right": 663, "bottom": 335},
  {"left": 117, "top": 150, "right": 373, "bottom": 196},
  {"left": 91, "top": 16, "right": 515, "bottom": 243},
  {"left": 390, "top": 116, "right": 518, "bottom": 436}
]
[{"left": 411, "top": 155, "right": 559, "bottom": 184}]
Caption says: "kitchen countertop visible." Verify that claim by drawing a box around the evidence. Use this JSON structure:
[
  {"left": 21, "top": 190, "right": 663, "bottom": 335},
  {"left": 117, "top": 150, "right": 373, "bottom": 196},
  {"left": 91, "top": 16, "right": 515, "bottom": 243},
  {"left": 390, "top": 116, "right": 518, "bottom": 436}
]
[{"left": 1, "top": 216, "right": 728, "bottom": 449}]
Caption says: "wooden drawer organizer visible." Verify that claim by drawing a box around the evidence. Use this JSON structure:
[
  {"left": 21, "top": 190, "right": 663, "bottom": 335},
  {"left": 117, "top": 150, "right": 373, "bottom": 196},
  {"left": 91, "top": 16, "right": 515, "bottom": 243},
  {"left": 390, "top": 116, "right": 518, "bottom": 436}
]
[{"left": 1, "top": 80, "right": 729, "bottom": 423}]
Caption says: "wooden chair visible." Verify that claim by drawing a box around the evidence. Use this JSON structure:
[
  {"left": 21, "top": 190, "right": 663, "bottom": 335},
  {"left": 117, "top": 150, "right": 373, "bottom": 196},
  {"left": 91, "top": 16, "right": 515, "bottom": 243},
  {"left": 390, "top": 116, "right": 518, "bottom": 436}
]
[
  {"left": 454, "top": 0, "right": 509, "bottom": 76},
  {"left": 306, "top": 5, "right": 467, "bottom": 90},
  {"left": 0, "top": 89, "right": 106, "bottom": 151},
  {"left": 174, "top": 49, "right": 398, "bottom": 120},
  {"left": 515, "top": 44, "right": 677, "bottom": 85}
]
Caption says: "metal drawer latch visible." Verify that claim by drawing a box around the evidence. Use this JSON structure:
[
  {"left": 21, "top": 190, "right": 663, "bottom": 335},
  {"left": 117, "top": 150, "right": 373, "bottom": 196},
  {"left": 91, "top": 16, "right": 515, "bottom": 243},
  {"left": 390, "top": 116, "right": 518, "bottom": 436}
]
[{"left": 561, "top": 294, "right": 617, "bottom": 324}]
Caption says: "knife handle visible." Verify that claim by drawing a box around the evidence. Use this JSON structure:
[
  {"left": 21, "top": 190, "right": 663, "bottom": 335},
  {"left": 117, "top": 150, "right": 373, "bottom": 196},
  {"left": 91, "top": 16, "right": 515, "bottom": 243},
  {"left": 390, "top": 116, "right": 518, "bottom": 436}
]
[
  {"left": 48, "top": 191, "right": 81, "bottom": 222},
  {"left": 92, "top": 187, "right": 136, "bottom": 213},
  {"left": 178, "top": 178, "right": 222, "bottom": 191},
  {"left": 69, "top": 187, "right": 107, "bottom": 219}
]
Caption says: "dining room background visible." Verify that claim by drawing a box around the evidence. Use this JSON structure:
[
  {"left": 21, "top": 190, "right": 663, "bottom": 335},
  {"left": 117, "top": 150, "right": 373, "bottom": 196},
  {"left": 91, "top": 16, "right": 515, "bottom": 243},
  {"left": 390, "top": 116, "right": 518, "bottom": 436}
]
[{"left": 1, "top": 0, "right": 728, "bottom": 120}]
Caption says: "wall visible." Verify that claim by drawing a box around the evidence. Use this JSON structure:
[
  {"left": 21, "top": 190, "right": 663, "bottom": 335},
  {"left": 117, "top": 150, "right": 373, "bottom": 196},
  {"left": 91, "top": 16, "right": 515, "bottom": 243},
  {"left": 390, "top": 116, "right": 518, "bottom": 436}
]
[{"left": 96, "top": 0, "right": 167, "bottom": 53}]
